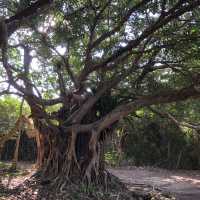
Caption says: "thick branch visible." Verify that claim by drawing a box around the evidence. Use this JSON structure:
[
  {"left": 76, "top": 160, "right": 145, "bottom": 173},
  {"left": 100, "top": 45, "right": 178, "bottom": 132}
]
[
  {"left": 0, "top": 90, "right": 23, "bottom": 97},
  {"left": 97, "top": 85, "right": 200, "bottom": 132},
  {"left": 68, "top": 61, "right": 141, "bottom": 124},
  {"left": 149, "top": 107, "right": 200, "bottom": 130},
  {"left": 5, "top": 0, "right": 53, "bottom": 36},
  {"left": 6, "top": 0, "right": 52, "bottom": 23},
  {"left": 64, "top": 85, "right": 200, "bottom": 135}
]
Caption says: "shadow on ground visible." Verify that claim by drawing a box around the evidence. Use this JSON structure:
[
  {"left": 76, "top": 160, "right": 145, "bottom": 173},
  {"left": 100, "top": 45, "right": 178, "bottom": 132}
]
[{"left": 109, "top": 166, "right": 200, "bottom": 200}]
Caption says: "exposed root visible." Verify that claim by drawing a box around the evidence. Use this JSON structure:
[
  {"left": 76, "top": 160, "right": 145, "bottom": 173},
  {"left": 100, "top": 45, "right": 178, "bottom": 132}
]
[
  {"left": 84, "top": 129, "right": 101, "bottom": 184},
  {"left": 0, "top": 169, "right": 175, "bottom": 200},
  {"left": 36, "top": 125, "right": 109, "bottom": 188},
  {"left": 62, "top": 130, "right": 80, "bottom": 178}
]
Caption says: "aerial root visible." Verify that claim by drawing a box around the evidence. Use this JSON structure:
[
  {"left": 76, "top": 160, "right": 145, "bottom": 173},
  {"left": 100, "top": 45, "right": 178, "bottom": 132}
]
[
  {"left": 84, "top": 129, "right": 101, "bottom": 184},
  {"left": 63, "top": 130, "right": 80, "bottom": 177}
]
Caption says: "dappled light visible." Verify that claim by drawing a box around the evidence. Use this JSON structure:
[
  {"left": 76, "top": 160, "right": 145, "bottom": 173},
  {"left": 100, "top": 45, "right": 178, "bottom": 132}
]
[{"left": 109, "top": 167, "right": 200, "bottom": 200}]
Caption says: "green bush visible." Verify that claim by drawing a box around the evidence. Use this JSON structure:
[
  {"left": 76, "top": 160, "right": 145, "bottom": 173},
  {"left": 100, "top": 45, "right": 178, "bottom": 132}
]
[{"left": 122, "top": 116, "right": 200, "bottom": 169}]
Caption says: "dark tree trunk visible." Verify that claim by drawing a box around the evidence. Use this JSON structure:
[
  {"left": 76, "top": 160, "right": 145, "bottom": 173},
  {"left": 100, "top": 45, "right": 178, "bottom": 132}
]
[{"left": 35, "top": 116, "right": 106, "bottom": 187}]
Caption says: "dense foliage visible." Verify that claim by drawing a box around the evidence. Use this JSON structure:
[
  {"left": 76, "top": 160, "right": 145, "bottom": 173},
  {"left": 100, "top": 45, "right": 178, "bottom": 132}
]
[
  {"left": 0, "top": 96, "right": 29, "bottom": 132},
  {"left": 121, "top": 103, "right": 200, "bottom": 169}
]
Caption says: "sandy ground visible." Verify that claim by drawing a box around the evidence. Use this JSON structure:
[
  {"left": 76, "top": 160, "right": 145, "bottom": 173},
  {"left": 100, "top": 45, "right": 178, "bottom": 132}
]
[{"left": 109, "top": 167, "right": 200, "bottom": 200}]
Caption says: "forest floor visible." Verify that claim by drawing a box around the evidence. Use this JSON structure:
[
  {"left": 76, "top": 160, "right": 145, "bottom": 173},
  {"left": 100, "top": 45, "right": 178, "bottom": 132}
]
[
  {"left": 109, "top": 166, "right": 200, "bottom": 200},
  {"left": 0, "top": 162, "right": 200, "bottom": 199}
]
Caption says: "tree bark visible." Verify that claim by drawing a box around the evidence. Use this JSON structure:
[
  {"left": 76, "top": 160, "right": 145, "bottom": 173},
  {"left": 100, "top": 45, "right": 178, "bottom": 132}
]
[
  {"left": 36, "top": 123, "right": 105, "bottom": 186},
  {"left": 35, "top": 132, "right": 44, "bottom": 169}
]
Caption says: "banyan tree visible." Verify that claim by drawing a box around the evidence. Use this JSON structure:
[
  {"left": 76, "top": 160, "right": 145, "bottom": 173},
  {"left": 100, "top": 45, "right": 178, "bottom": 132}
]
[{"left": 0, "top": 0, "right": 200, "bottom": 187}]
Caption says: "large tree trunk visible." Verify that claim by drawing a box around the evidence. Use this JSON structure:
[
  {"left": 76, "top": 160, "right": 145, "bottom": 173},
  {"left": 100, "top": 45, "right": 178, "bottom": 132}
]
[
  {"left": 35, "top": 120, "right": 106, "bottom": 187},
  {"left": 35, "top": 132, "right": 44, "bottom": 169}
]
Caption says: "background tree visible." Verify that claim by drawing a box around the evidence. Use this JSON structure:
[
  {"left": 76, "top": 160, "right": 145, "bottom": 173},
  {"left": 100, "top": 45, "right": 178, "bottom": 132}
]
[
  {"left": 116, "top": 102, "right": 200, "bottom": 169},
  {"left": 0, "top": 0, "right": 200, "bottom": 187},
  {"left": 0, "top": 96, "right": 26, "bottom": 132}
]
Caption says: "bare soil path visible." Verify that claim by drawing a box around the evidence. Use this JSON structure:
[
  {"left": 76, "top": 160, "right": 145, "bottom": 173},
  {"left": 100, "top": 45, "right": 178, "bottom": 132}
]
[{"left": 109, "top": 167, "right": 200, "bottom": 200}]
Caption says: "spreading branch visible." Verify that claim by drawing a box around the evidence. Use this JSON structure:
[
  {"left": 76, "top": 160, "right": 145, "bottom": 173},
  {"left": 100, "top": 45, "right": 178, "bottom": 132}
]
[
  {"left": 64, "top": 84, "right": 200, "bottom": 134},
  {"left": 149, "top": 107, "right": 200, "bottom": 131},
  {"left": 97, "top": 85, "right": 200, "bottom": 133}
]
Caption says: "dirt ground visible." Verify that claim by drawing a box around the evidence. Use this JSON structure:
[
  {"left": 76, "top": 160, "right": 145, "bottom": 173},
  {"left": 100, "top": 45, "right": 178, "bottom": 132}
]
[
  {"left": 109, "top": 166, "right": 200, "bottom": 200},
  {"left": 0, "top": 162, "right": 35, "bottom": 190},
  {"left": 1, "top": 162, "right": 200, "bottom": 199}
]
